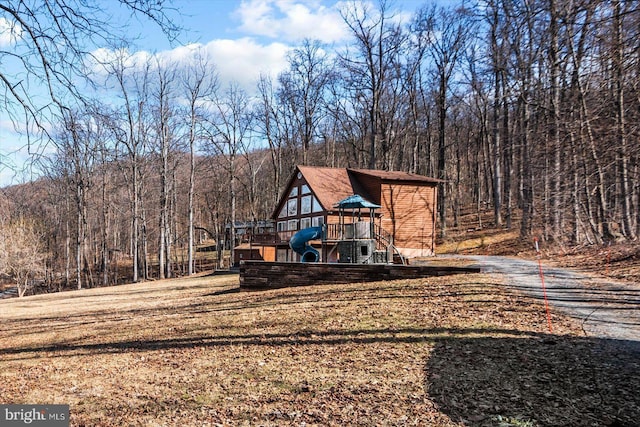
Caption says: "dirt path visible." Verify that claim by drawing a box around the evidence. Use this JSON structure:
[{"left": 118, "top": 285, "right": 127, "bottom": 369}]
[{"left": 463, "top": 255, "right": 640, "bottom": 347}]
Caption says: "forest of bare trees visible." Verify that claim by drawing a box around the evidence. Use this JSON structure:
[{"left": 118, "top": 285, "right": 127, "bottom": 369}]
[{"left": 1, "top": 0, "right": 639, "bottom": 293}]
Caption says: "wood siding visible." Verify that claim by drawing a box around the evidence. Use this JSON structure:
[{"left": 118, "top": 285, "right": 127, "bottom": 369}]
[
  {"left": 234, "top": 245, "right": 276, "bottom": 265},
  {"left": 380, "top": 183, "right": 437, "bottom": 255}
]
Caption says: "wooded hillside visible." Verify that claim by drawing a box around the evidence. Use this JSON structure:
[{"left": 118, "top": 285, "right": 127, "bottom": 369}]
[{"left": 1, "top": 0, "right": 639, "bottom": 292}]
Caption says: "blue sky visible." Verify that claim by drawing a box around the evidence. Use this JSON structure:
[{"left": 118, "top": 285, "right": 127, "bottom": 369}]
[
  {"left": 0, "top": 0, "right": 437, "bottom": 186},
  {"left": 106, "top": 0, "right": 364, "bottom": 89}
]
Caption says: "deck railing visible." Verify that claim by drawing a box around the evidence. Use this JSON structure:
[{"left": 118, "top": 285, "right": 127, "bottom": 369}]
[
  {"left": 248, "top": 230, "right": 298, "bottom": 244},
  {"left": 324, "top": 223, "right": 343, "bottom": 241},
  {"left": 372, "top": 223, "right": 393, "bottom": 251},
  {"left": 248, "top": 222, "right": 393, "bottom": 251}
]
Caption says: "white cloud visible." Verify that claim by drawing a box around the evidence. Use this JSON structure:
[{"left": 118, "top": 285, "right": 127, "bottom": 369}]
[
  {"left": 88, "top": 38, "right": 289, "bottom": 95},
  {"left": 85, "top": 1, "right": 356, "bottom": 96},
  {"left": 0, "top": 17, "right": 22, "bottom": 46},
  {"left": 236, "top": 0, "right": 349, "bottom": 43},
  {"left": 201, "top": 37, "right": 289, "bottom": 90},
  {"left": 236, "top": 0, "right": 278, "bottom": 38},
  {"left": 89, "top": 47, "right": 152, "bottom": 72},
  {"left": 160, "top": 43, "right": 203, "bottom": 65}
]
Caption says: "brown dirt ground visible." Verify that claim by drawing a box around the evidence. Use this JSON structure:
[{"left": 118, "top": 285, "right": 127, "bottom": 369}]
[{"left": 1, "top": 266, "right": 639, "bottom": 426}]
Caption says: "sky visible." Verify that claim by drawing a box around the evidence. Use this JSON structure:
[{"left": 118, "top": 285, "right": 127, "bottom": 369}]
[
  {"left": 120, "top": 0, "right": 356, "bottom": 88},
  {"left": 0, "top": 0, "right": 438, "bottom": 187}
]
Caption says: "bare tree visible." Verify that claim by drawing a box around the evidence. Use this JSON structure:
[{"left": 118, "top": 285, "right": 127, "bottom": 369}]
[
  {"left": 56, "top": 112, "right": 95, "bottom": 289},
  {"left": 256, "top": 74, "right": 287, "bottom": 202},
  {"left": 181, "top": 50, "right": 218, "bottom": 275},
  {"left": 0, "top": 0, "right": 179, "bottom": 160},
  {"left": 0, "top": 216, "right": 46, "bottom": 297},
  {"left": 405, "top": 6, "right": 435, "bottom": 175},
  {"left": 204, "top": 83, "right": 253, "bottom": 266},
  {"left": 278, "top": 39, "right": 331, "bottom": 164},
  {"left": 507, "top": 0, "right": 544, "bottom": 238},
  {"left": 426, "top": 6, "right": 471, "bottom": 237},
  {"left": 103, "top": 52, "right": 152, "bottom": 283},
  {"left": 339, "top": 0, "right": 407, "bottom": 169},
  {"left": 611, "top": 0, "right": 636, "bottom": 240},
  {"left": 151, "top": 58, "right": 179, "bottom": 279}
]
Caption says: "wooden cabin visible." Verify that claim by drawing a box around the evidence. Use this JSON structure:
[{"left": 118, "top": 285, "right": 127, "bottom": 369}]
[{"left": 246, "top": 166, "right": 440, "bottom": 262}]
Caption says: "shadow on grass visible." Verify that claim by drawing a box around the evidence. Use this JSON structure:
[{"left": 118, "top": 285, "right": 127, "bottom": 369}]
[
  {"left": 1, "top": 326, "right": 527, "bottom": 359},
  {"left": 1, "top": 280, "right": 503, "bottom": 334},
  {"left": 2, "top": 320, "right": 639, "bottom": 425},
  {"left": 204, "top": 287, "right": 241, "bottom": 297},
  {"left": 426, "top": 334, "right": 640, "bottom": 426}
]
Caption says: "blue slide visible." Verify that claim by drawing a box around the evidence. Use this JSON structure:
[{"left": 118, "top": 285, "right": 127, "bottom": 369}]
[{"left": 289, "top": 226, "right": 323, "bottom": 262}]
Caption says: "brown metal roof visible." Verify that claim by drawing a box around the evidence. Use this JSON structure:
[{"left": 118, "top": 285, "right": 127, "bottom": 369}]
[
  {"left": 297, "top": 166, "right": 373, "bottom": 211},
  {"left": 348, "top": 168, "right": 443, "bottom": 184},
  {"left": 272, "top": 166, "right": 440, "bottom": 219}
]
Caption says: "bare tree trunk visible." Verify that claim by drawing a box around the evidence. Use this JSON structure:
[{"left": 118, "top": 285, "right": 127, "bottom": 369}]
[
  {"left": 188, "top": 130, "right": 195, "bottom": 275},
  {"left": 613, "top": 0, "right": 635, "bottom": 239},
  {"left": 492, "top": 68, "right": 502, "bottom": 228},
  {"left": 488, "top": 1, "right": 503, "bottom": 228},
  {"left": 65, "top": 198, "right": 71, "bottom": 288},
  {"left": 76, "top": 184, "right": 84, "bottom": 290},
  {"left": 132, "top": 161, "right": 139, "bottom": 282},
  {"left": 229, "top": 152, "right": 236, "bottom": 267},
  {"left": 101, "top": 168, "right": 109, "bottom": 286},
  {"left": 570, "top": 129, "right": 581, "bottom": 243},
  {"left": 520, "top": 98, "right": 533, "bottom": 237},
  {"left": 503, "top": 75, "right": 513, "bottom": 230},
  {"left": 141, "top": 205, "right": 148, "bottom": 280},
  {"left": 158, "top": 114, "right": 169, "bottom": 279},
  {"left": 580, "top": 78, "right": 609, "bottom": 240},
  {"left": 549, "top": 0, "right": 563, "bottom": 240},
  {"left": 159, "top": 169, "right": 167, "bottom": 279},
  {"left": 437, "top": 73, "right": 447, "bottom": 238}
]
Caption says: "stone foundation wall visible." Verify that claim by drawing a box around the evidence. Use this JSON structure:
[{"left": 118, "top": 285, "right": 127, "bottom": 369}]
[{"left": 239, "top": 261, "right": 480, "bottom": 289}]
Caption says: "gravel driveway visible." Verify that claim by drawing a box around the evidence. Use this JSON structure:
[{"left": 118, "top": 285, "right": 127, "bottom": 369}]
[{"left": 462, "top": 255, "right": 640, "bottom": 346}]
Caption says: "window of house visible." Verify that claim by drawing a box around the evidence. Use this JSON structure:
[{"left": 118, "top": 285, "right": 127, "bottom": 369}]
[
  {"left": 288, "top": 219, "right": 298, "bottom": 231},
  {"left": 301, "top": 184, "right": 310, "bottom": 194},
  {"left": 312, "top": 195, "right": 323, "bottom": 213},
  {"left": 287, "top": 198, "right": 297, "bottom": 216},
  {"left": 277, "top": 221, "right": 287, "bottom": 231},
  {"left": 289, "top": 187, "right": 298, "bottom": 198},
  {"left": 301, "top": 195, "right": 312, "bottom": 214},
  {"left": 312, "top": 216, "right": 324, "bottom": 227},
  {"left": 300, "top": 217, "right": 312, "bottom": 229}
]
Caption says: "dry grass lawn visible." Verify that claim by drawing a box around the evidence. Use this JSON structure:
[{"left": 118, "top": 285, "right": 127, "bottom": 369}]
[{"left": 1, "top": 271, "right": 638, "bottom": 426}]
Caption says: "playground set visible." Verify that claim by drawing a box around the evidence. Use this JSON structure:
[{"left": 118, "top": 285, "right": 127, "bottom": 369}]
[{"left": 287, "top": 194, "right": 402, "bottom": 265}]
